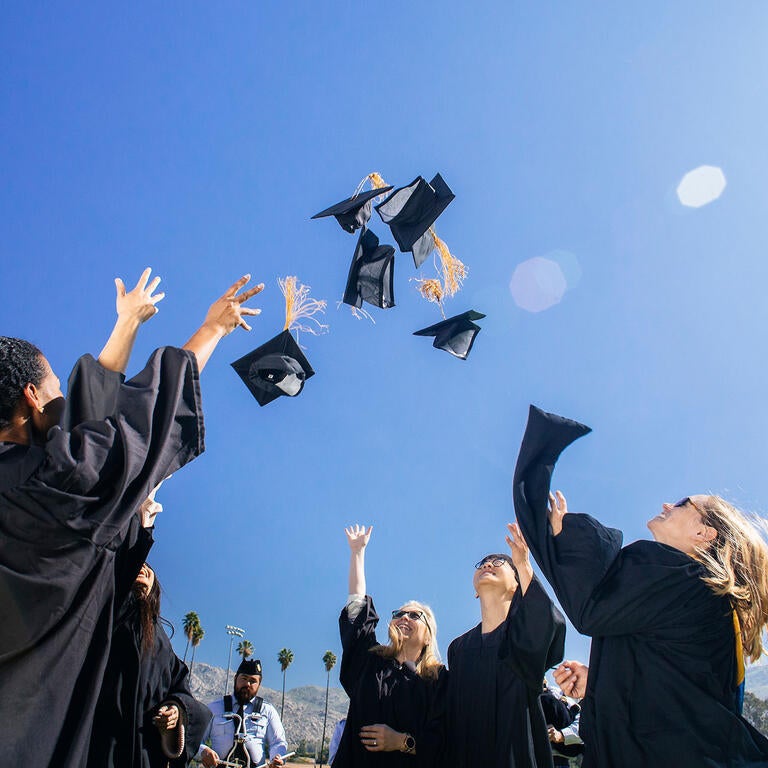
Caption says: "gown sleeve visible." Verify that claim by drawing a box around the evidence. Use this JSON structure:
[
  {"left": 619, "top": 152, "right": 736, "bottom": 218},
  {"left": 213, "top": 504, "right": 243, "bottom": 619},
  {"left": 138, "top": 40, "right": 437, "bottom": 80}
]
[
  {"left": 152, "top": 632, "right": 213, "bottom": 766},
  {"left": 19, "top": 346, "right": 204, "bottom": 547},
  {"left": 339, "top": 595, "right": 379, "bottom": 695},
  {"left": 113, "top": 516, "right": 154, "bottom": 609},
  {"left": 498, "top": 577, "right": 566, "bottom": 690},
  {"left": 61, "top": 354, "right": 125, "bottom": 429},
  {"left": 512, "top": 405, "right": 719, "bottom": 637}
]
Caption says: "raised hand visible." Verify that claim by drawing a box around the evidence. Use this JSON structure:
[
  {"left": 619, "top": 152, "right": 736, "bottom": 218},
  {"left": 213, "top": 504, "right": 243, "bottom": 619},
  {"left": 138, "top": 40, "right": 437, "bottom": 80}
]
[
  {"left": 115, "top": 267, "right": 165, "bottom": 324},
  {"left": 202, "top": 275, "right": 264, "bottom": 336},
  {"left": 505, "top": 521, "right": 530, "bottom": 571},
  {"left": 345, "top": 524, "right": 373, "bottom": 553},
  {"left": 506, "top": 521, "right": 534, "bottom": 594},
  {"left": 553, "top": 659, "right": 589, "bottom": 699},
  {"left": 183, "top": 275, "right": 265, "bottom": 371},
  {"left": 548, "top": 490, "right": 568, "bottom": 537}
]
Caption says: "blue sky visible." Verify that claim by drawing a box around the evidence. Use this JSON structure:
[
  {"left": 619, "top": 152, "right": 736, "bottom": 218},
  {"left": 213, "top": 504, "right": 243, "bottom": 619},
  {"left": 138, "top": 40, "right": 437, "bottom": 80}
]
[{"left": 3, "top": 2, "right": 768, "bottom": 689}]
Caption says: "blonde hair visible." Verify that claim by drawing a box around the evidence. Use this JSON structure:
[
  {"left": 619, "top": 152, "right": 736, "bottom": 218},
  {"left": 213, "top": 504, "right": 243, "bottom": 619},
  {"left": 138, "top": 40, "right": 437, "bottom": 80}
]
[
  {"left": 693, "top": 495, "right": 768, "bottom": 662},
  {"left": 371, "top": 600, "right": 443, "bottom": 681}
]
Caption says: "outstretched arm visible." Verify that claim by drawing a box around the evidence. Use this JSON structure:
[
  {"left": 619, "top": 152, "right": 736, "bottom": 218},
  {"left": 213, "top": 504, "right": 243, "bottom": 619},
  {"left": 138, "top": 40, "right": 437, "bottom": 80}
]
[
  {"left": 182, "top": 275, "right": 264, "bottom": 371},
  {"left": 98, "top": 268, "right": 166, "bottom": 374},
  {"left": 345, "top": 524, "right": 372, "bottom": 596}
]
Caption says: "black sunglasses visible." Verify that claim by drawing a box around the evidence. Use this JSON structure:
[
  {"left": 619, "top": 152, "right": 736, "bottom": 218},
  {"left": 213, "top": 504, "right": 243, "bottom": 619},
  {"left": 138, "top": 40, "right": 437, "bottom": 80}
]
[
  {"left": 673, "top": 496, "right": 707, "bottom": 517},
  {"left": 391, "top": 609, "right": 426, "bottom": 623}
]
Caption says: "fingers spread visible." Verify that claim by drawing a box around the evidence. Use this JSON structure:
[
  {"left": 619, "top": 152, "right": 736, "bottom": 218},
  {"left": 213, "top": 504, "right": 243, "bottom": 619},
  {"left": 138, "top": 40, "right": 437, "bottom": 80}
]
[
  {"left": 136, "top": 267, "right": 152, "bottom": 291},
  {"left": 240, "top": 307, "right": 261, "bottom": 316},
  {"left": 223, "top": 274, "right": 251, "bottom": 298},
  {"left": 237, "top": 282, "right": 265, "bottom": 303},
  {"left": 150, "top": 292, "right": 166, "bottom": 305},
  {"left": 147, "top": 275, "right": 162, "bottom": 294}
]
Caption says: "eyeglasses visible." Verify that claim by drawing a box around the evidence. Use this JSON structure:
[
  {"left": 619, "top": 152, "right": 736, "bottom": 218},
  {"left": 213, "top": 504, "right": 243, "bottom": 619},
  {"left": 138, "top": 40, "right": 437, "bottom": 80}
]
[
  {"left": 391, "top": 609, "right": 426, "bottom": 623},
  {"left": 474, "top": 557, "right": 509, "bottom": 570}
]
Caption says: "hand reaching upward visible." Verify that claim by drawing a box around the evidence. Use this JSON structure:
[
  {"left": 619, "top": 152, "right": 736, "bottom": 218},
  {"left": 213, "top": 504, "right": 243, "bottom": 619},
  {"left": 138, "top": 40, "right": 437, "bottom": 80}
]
[
  {"left": 548, "top": 490, "right": 568, "bottom": 537},
  {"left": 345, "top": 524, "right": 373, "bottom": 553},
  {"left": 506, "top": 521, "right": 534, "bottom": 594},
  {"left": 115, "top": 267, "right": 165, "bottom": 324}
]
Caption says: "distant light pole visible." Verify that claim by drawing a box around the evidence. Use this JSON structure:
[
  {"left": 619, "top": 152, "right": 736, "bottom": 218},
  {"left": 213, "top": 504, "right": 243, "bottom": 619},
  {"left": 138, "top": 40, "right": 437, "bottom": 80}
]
[{"left": 224, "top": 625, "right": 245, "bottom": 694}]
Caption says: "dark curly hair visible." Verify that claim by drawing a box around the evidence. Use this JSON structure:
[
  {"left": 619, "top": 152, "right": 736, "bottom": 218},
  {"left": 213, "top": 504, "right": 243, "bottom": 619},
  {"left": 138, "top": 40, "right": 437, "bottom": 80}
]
[{"left": 0, "top": 337, "right": 47, "bottom": 430}]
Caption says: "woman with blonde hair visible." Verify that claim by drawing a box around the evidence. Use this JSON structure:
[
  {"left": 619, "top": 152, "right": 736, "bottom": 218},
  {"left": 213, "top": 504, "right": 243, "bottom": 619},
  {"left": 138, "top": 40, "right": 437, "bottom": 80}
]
[
  {"left": 334, "top": 525, "right": 445, "bottom": 768},
  {"left": 513, "top": 405, "right": 768, "bottom": 767}
]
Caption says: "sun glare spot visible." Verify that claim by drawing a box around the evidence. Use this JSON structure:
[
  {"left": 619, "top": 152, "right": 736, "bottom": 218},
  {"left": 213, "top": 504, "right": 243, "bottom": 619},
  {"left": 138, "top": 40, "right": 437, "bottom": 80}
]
[
  {"left": 509, "top": 257, "right": 567, "bottom": 313},
  {"left": 676, "top": 165, "right": 726, "bottom": 208}
]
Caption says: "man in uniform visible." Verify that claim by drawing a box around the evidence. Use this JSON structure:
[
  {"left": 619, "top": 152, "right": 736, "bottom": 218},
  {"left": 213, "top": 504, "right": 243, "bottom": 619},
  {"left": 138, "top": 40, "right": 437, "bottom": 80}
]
[{"left": 199, "top": 658, "right": 288, "bottom": 767}]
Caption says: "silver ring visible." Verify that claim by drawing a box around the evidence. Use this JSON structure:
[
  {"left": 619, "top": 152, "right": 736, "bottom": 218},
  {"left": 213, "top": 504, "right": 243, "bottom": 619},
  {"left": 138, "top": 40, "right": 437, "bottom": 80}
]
[{"left": 373, "top": 741, "right": 377, "bottom": 747}]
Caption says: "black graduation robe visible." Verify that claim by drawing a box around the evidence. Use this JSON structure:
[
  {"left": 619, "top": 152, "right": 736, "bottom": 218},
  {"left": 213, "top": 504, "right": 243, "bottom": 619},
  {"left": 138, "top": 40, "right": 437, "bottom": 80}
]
[
  {"left": 335, "top": 596, "right": 447, "bottom": 768},
  {"left": 443, "top": 578, "right": 565, "bottom": 768},
  {"left": 0, "top": 348, "right": 204, "bottom": 768},
  {"left": 89, "top": 525, "right": 211, "bottom": 768},
  {"left": 512, "top": 404, "right": 768, "bottom": 768}
]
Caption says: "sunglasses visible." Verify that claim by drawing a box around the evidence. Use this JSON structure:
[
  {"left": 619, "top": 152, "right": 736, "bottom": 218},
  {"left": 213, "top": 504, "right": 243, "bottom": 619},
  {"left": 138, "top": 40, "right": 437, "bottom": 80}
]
[
  {"left": 391, "top": 609, "right": 426, "bottom": 623},
  {"left": 473, "top": 557, "right": 509, "bottom": 570},
  {"left": 672, "top": 497, "right": 707, "bottom": 517}
]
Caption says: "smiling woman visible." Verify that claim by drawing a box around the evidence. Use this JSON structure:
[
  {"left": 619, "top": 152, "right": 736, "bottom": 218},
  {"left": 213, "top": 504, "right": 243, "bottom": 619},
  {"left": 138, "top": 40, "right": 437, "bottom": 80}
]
[
  {"left": 513, "top": 405, "right": 768, "bottom": 768},
  {"left": 334, "top": 525, "right": 446, "bottom": 768}
]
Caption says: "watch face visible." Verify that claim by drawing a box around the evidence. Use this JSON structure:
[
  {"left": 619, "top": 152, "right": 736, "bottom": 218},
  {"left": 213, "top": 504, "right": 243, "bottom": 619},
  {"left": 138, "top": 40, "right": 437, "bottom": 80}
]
[{"left": 405, "top": 736, "right": 416, "bottom": 750}]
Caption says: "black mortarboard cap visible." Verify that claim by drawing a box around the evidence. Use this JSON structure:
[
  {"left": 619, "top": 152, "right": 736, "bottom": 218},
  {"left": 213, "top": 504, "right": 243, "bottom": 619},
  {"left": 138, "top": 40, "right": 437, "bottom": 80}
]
[
  {"left": 231, "top": 330, "right": 315, "bottom": 407},
  {"left": 413, "top": 310, "right": 486, "bottom": 360},
  {"left": 375, "top": 174, "right": 455, "bottom": 266},
  {"left": 343, "top": 228, "right": 396, "bottom": 310},
  {"left": 236, "top": 658, "right": 262, "bottom": 676},
  {"left": 312, "top": 186, "right": 394, "bottom": 233}
]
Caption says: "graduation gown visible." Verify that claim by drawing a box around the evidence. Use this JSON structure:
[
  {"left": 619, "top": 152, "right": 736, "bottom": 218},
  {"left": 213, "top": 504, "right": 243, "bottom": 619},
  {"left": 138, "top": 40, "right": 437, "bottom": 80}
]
[
  {"left": 89, "top": 578, "right": 212, "bottom": 766},
  {"left": 0, "top": 348, "right": 204, "bottom": 768},
  {"left": 335, "top": 596, "right": 446, "bottom": 768},
  {"left": 443, "top": 578, "right": 565, "bottom": 768},
  {"left": 512, "top": 404, "right": 768, "bottom": 767}
]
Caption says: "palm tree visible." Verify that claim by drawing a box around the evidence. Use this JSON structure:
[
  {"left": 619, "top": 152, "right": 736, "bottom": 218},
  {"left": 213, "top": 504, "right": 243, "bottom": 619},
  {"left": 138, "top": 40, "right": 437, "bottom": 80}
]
[
  {"left": 319, "top": 650, "right": 337, "bottom": 766},
  {"left": 237, "top": 639, "right": 254, "bottom": 660},
  {"left": 277, "top": 648, "right": 294, "bottom": 719},
  {"left": 182, "top": 611, "right": 200, "bottom": 663},
  {"left": 189, "top": 624, "right": 205, "bottom": 682}
]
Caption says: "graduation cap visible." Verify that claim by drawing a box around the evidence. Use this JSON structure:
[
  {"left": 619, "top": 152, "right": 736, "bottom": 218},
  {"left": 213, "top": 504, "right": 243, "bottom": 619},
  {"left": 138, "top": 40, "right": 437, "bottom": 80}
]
[
  {"left": 375, "top": 174, "right": 455, "bottom": 267},
  {"left": 312, "top": 185, "right": 395, "bottom": 233},
  {"left": 236, "top": 658, "right": 262, "bottom": 677},
  {"left": 231, "top": 277, "right": 326, "bottom": 406},
  {"left": 343, "top": 228, "right": 396, "bottom": 310},
  {"left": 231, "top": 330, "right": 315, "bottom": 407},
  {"left": 413, "top": 310, "right": 486, "bottom": 360}
]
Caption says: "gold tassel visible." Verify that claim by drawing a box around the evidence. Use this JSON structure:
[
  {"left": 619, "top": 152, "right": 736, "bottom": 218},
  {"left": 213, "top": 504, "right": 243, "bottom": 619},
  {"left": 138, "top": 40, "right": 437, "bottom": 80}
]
[
  {"left": 368, "top": 172, "right": 389, "bottom": 189},
  {"left": 279, "top": 276, "right": 328, "bottom": 335},
  {"left": 430, "top": 229, "right": 467, "bottom": 298},
  {"left": 414, "top": 278, "right": 446, "bottom": 318}
]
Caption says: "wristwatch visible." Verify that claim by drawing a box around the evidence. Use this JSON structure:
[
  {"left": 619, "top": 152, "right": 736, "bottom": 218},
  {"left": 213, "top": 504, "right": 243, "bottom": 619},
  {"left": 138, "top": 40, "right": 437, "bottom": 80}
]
[{"left": 401, "top": 734, "right": 416, "bottom": 754}]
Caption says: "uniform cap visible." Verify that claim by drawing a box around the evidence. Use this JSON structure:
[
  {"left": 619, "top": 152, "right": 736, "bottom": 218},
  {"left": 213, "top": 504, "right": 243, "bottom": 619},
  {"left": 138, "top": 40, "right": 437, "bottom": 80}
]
[
  {"left": 413, "top": 310, "right": 486, "bottom": 360},
  {"left": 375, "top": 174, "right": 455, "bottom": 266},
  {"left": 343, "top": 228, "right": 396, "bottom": 310},
  {"left": 231, "top": 330, "right": 315, "bottom": 406},
  {"left": 312, "top": 186, "right": 394, "bottom": 233}
]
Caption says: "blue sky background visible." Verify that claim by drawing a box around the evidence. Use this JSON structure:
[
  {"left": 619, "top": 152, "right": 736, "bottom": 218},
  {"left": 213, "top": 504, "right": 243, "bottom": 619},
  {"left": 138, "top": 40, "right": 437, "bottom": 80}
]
[{"left": 3, "top": 2, "right": 768, "bottom": 689}]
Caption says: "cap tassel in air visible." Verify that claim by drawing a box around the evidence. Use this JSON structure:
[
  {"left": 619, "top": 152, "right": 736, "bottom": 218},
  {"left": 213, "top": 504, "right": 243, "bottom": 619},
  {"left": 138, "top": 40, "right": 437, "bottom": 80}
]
[{"left": 279, "top": 276, "right": 328, "bottom": 337}]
